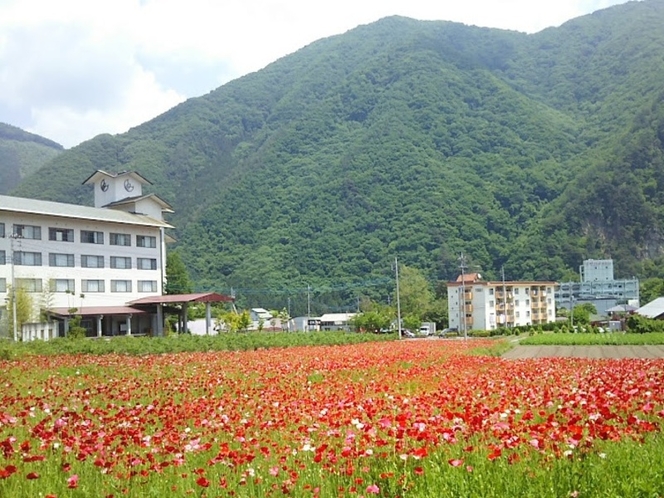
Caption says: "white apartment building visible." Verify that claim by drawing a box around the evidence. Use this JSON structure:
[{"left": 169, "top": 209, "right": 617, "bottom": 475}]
[
  {"left": 447, "top": 273, "right": 556, "bottom": 332},
  {"left": 0, "top": 170, "right": 173, "bottom": 338}
]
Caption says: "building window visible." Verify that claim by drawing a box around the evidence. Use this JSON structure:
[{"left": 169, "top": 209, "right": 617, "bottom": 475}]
[
  {"left": 110, "top": 233, "right": 131, "bottom": 246},
  {"left": 515, "top": 299, "right": 519, "bottom": 306},
  {"left": 111, "top": 257, "right": 132, "bottom": 269},
  {"left": 515, "top": 311, "right": 520, "bottom": 318},
  {"left": 138, "top": 280, "right": 157, "bottom": 292},
  {"left": 16, "top": 278, "right": 42, "bottom": 292},
  {"left": 0, "top": 250, "right": 5, "bottom": 265},
  {"left": 489, "top": 288, "right": 494, "bottom": 295},
  {"left": 111, "top": 280, "right": 132, "bottom": 292},
  {"left": 548, "top": 310, "right": 552, "bottom": 316},
  {"left": 15, "top": 251, "right": 42, "bottom": 266},
  {"left": 524, "top": 287, "right": 530, "bottom": 293},
  {"left": 82, "top": 280, "right": 105, "bottom": 293},
  {"left": 526, "top": 311, "right": 530, "bottom": 317},
  {"left": 0, "top": 223, "right": 4, "bottom": 238},
  {"left": 136, "top": 235, "right": 157, "bottom": 248},
  {"left": 48, "top": 227, "right": 74, "bottom": 242},
  {"left": 548, "top": 298, "right": 552, "bottom": 304},
  {"left": 514, "top": 288, "right": 519, "bottom": 295},
  {"left": 13, "top": 224, "right": 41, "bottom": 240},
  {"left": 81, "top": 255, "right": 104, "bottom": 268},
  {"left": 526, "top": 299, "right": 530, "bottom": 306},
  {"left": 49, "top": 253, "right": 75, "bottom": 267},
  {"left": 137, "top": 258, "right": 157, "bottom": 270},
  {"left": 81, "top": 230, "right": 104, "bottom": 244},
  {"left": 51, "top": 279, "right": 75, "bottom": 293},
  {"left": 489, "top": 300, "right": 494, "bottom": 307},
  {"left": 0, "top": 278, "right": 6, "bottom": 293}
]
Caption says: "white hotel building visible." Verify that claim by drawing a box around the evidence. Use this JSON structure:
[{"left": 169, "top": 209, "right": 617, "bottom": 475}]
[
  {"left": 0, "top": 171, "right": 173, "bottom": 338},
  {"left": 447, "top": 273, "right": 556, "bottom": 332}
]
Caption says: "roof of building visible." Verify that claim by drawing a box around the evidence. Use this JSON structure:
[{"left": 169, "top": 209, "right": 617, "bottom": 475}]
[
  {"left": 455, "top": 272, "right": 482, "bottom": 283},
  {"left": 448, "top": 279, "right": 557, "bottom": 287},
  {"left": 606, "top": 304, "right": 638, "bottom": 313},
  {"left": 82, "top": 170, "right": 152, "bottom": 186},
  {"left": 128, "top": 293, "right": 235, "bottom": 305},
  {"left": 49, "top": 306, "right": 148, "bottom": 317},
  {"left": 636, "top": 297, "right": 664, "bottom": 319},
  {"left": 103, "top": 193, "right": 174, "bottom": 213},
  {"left": 319, "top": 313, "right": 357, "bottom": 322},
  {"left": 0, "top": 194, "right": 173, "bottom": 228}
]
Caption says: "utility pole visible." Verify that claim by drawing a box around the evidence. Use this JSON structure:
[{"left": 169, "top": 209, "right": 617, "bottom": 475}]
[
  {"left": 287, "top": 297, "right": 291, "bottom": 332},
  {"left": 459, "top": 253, "right": 467, "bottom": 340},
  {"left": 501, "top": 266, "right": 507, "bottom": 328},
  {"left": 9, "top": 233, "right": 21, "bottom": 342},
  {"left": 307, "top": 285, "right": 311, "bottom": 332},
  {"left": 395, "top": 257, "right": 402, "bottom": 340}
]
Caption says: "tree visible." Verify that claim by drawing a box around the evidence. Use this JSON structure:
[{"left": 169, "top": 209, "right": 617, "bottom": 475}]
[
  {"left": 572, "top": 303, "right": 597, "bottom": 325},
  {"left": 395, "top": 265, "right": 434, "bottom": 319},
  {"left": 640, "top": 277, "right": 664, "bottom": 305},
  {"left": 165, "top": 250, "right": 193, "bottom": 295},
  {"left": 351, "top": 308, "right": 393, "bottom": 333}
]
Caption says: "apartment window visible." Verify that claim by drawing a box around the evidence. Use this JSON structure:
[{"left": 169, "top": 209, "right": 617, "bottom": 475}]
[
  {"left": 489, "top": 300, "right": 494, "bottom": 307},
  {"left": 0, "top": 223, "right": 4, "bottom": 238},
  {"left": 514, "top": 288, "right": 519, "bottom": 295},
  {"left": 548, "top": 298, "right": 552, "bottom": 305},
  {"left": 111, "top": 257, "right": 132, "bottom": 269},
  {"left": 51, "top": 279, "right": 75, "bottom": 293},
  {"left": 515, "top": 299, "right": 519, "bottom": 306},
  {"left": 526, "top": 311, "right": 531, "bottom": 317},
  {"left": 111, "top": 280, "right": 132, "bottom": 292},
  {"left": 13, "top": 224, "right": 41, "bottom": 240},
  {"left": 15, "top": 251, "right": 42, "bottom": 266},
  {"left": 81, "top": 230, "right": 104, "bottom": 244},
  {"left": 524, "top": 288, "right": 530, "bottom": 293},
  {"left": 138, "top": 280, "right": 157, "bottom": 292},
  {"left": 136, "top": 235, "right": 156, "bottom": 248},
  {"left": 137, "top": 258, "right": 157, "bottom": 270},
  {"left": 49, "top": 253, "right": 75, "bottom": 267},
  {"left": 82, "top": 280, "right": 105, "bottom": 293},
  {"left": 515, "top": 311, "right": 520, "bottom": 318},
  {"left": 526, "top": 299, "right": 530, "bottom": 306},
  {"left": 49, "top": 227, "right": 74, "bottom": 242},
  {"left": 548, "top": 310, "right": 553, "bottom": 316},
  {"left": 0, "top": 278, "right": 6, "bottom": 293},
  {"left": 16, "top": 278, "right": 42, "bottom": 292},
  {"left": 489, "top": 288, "right": 494, "bottom": 295},
  {"left": 110, "top": 233, "right": 131, "bottom": 246},
  {"left": 0, "top": 250, "right": 5, "bottom": 265},
  {"left": 81, "top": 255, "right": 104, "bottom": 268}
]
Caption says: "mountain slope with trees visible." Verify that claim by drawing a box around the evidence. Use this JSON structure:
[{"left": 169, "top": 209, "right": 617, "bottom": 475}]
[
  {"left": 0, "top": 123, "right": 63, "bottom": 194},
  {"left": 10, "top": 0, "right": 664, "bottom": 313}
]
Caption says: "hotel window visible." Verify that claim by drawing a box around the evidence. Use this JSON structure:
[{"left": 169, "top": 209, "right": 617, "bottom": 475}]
[
  {"left": 137, "top": 258, "right": 157, "bottom": 270},
  {"left": 0, "top": 250, "right": 5, "bottom": 265},
  {"left": 49, "top": 227, "right": 74, "bottom": 242},
  {"left": 0, "top": 278, "right": 6, "bottom": 293},
  {"left": 81, "top": 230, "right": 104, "bottom": 244},
  {"left": 136, "top": 235, "right": 156, "bottom": 248},
  {"left": 110, "top": 233, "right": 131, "bottom": 246},
  {"left": 81, "top": 255, "right": 104, "bottom": 268},
  {"left": 111, "top": 280, "right": 132, "bottom": 292},
  {"left": 51, "top": 279, "right": 75, "bottom": 293},
  {"left": 13, "top": 224, "right": 41, "bottom": 240},
  {"left": 15, "top": 251, "right": 42, "bottom": 266},
  {"left": 82, "top": 280, "right": 105, "bottom": 293},
  {"left": 0, "top": 222, "right": 4, "bottom": 238},
  {"left": 49, "top": 253, "right": 75, "bottom": 267},
  {"left": 138, "top": 280, "right": 157, "bottom": 292},
  {"left": 16, "top": 278, "right": 42, "bottom": 292},
  {"left": 111, "top": 257, "right": 132, "bottom": 269}
]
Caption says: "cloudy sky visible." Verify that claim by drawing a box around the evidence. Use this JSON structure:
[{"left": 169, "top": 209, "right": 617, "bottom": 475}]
[{"left": 0, "top": 0, "right": 631, "bottom": 148}]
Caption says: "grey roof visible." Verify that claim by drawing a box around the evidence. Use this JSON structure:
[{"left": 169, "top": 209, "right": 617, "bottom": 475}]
[
  {"left": 0, "top": 194, "right": 173, "bottom": 228},
  {"left": 636, "top": 297, "right": 664, "bottom": 319}
]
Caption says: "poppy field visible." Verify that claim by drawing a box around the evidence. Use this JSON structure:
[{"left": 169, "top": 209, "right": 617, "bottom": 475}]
[{"left": 1, "top": 339, "right": 664, "bottom": 497}]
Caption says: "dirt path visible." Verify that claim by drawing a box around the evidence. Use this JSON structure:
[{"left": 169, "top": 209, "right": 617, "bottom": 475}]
[{"left": 502, "top": 345, "right": 664, "bottom": 359}]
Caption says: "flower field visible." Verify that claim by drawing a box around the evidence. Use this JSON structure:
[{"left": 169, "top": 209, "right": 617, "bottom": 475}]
[{"left": 1, "top": 339, "right": 664, "bottom": 497}]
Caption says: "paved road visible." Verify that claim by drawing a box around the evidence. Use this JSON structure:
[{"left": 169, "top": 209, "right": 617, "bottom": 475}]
[{"left": 502, "top": 345, "right": 664, "bottom": 359}]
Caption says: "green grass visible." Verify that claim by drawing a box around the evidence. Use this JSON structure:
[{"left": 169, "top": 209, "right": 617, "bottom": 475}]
[
  {"left": 520, "top": 332, "right": 664, "bottom": 346},
  {"left": 0, "top": 331, "right": 398, "bottom": 359}
]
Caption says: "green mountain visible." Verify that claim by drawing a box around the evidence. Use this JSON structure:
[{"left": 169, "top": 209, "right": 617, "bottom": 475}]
[
  {"left": 11, "top": 0, "right": 664, "bottom": 311},
  {"left": 0, "top": 123, "right": 64, "bottom": 194}
]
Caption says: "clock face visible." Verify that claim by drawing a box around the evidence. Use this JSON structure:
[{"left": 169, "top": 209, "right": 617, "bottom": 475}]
[
  {"left": 100, "top": 179, "right": 109, "bottom": 192},
  {"left": 124, "top": 179, "right": 135, "bottom": 192}
]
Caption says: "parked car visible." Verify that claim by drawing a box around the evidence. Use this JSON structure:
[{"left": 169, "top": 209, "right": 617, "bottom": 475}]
[
  {"left": 402, "top": 329, "right": 415, "bottom": 338},
  {"left": 438, "top": 327, "right": 459, "bottom": 337},
  {"left": 419, "top": 325, "right": 431, "bottom": 336}
]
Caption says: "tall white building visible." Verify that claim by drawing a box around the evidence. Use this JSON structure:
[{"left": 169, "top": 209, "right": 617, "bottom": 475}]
[
  {"left": 447, "top": 273, "right": 556, "bottom": 332},
  {"left": 0, "top": 171, "right": 173, "bottom": 338}
]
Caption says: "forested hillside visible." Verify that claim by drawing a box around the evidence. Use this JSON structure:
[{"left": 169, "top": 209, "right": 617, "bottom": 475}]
[
  {"left": 10, "top": 0, "right": 664, "bottom": 312},
  {"left": 0, "top": 123, "right": 63, "bottom": 194}
]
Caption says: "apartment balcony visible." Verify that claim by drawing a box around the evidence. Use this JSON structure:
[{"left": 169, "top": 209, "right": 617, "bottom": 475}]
[{"left": 464, "top": 304, "right": 474, "bottom": 313}]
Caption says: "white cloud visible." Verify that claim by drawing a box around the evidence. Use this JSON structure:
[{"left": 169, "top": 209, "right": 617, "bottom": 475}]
[{"left": 0, "top": 0, "right": 632, "bottom": 148}]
